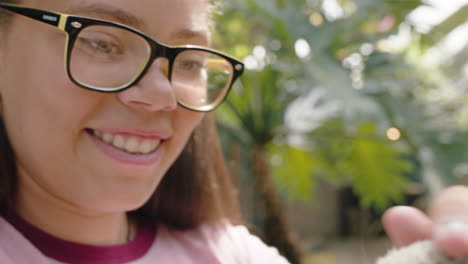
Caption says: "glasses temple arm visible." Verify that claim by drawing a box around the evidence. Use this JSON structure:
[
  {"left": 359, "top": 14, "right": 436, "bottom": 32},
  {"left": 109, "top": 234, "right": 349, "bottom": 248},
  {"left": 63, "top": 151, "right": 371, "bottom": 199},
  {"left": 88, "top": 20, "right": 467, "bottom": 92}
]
[{"left": 0, "top": 3, "right": 66, "bottom": 28}]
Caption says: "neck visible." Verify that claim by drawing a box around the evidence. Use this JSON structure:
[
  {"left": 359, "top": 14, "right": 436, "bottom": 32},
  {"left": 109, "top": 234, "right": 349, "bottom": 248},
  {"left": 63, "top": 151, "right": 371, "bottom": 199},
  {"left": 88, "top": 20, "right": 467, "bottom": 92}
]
[{"left": 14, "top": 176, "right": 130, "bottom": 246}]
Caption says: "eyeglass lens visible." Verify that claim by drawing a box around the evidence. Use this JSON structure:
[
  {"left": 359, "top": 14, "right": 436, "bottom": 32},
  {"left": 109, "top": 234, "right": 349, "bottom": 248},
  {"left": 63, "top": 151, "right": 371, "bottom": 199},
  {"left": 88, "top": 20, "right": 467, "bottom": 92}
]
[{"left": 69, "top": 25, "right": 234, "bottom": 110}]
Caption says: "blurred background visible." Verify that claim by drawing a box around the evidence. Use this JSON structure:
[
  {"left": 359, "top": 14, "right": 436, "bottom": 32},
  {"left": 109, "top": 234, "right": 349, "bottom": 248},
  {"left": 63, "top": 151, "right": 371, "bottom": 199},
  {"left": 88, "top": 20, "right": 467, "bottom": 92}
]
[{"left": 211, "top": 0, "right": 468, "bottom": 263}]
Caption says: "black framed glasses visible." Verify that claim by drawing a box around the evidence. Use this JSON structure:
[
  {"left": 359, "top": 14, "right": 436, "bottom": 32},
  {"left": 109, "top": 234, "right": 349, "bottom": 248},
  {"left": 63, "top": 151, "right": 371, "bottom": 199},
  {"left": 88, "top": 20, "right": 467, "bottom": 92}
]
[{"left": 0, "top": 2, "right": 244, "bottom": 112}]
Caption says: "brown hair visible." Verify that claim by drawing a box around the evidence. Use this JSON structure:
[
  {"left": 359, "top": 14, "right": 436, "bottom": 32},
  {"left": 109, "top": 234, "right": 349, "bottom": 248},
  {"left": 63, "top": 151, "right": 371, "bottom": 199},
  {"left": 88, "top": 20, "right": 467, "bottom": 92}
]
[{"left": 0, "top": 0, "right": 242, "bottom": 230}]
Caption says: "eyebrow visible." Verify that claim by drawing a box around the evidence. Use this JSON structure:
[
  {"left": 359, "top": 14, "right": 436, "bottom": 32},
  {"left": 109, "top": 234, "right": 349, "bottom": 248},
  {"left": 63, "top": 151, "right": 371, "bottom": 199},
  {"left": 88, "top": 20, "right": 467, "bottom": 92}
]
[
  {"left": 65, "top": 3, "right": 210, "bottom": 46},
  {"left": 170, "top": 29, "right": 210, "bottom": 46},
  {"left": 65, "top": 3, "right": 144, "bottom": 30}
]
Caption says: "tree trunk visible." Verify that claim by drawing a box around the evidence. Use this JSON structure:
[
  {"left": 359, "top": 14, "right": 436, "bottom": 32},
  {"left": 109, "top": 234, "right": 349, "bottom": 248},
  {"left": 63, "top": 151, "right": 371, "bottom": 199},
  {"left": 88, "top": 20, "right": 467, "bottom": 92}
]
[{"left": 251, "top": 145, "right": 303, "bottom": 264}]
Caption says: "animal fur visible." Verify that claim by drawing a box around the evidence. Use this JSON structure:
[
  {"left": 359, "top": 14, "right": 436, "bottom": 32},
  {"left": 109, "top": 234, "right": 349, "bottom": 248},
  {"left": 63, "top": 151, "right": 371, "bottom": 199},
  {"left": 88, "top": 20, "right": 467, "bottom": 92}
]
[{"left": 376, "top": 240, "right": 466, "bottom": 264}]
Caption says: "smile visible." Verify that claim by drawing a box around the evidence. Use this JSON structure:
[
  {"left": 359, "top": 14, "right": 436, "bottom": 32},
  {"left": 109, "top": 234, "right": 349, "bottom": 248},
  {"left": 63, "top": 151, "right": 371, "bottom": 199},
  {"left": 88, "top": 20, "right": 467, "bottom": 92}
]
[
  {"left": 92, "top": 130, "right": 161, "bottom": 155},
  {"left": 86, "top": 128, "right": 167, "bottom": 166}
]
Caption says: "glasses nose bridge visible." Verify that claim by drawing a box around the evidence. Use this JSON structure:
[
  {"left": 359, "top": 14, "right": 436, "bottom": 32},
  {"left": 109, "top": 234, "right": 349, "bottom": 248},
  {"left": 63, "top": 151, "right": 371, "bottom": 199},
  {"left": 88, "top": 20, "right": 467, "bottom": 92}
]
[
  {"left": 146, "top": 39, "right": 178, "bottom": 78},
  {"left": 147, "top": 38, "right": 176, "bottom": 62}
]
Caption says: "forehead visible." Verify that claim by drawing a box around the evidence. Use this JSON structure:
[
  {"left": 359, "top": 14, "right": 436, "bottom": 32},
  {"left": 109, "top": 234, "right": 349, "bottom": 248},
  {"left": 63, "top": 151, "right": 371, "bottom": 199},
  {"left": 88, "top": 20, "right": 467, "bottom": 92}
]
[{"left": 28, "top": 0, "right": 210, "bottom": 45}]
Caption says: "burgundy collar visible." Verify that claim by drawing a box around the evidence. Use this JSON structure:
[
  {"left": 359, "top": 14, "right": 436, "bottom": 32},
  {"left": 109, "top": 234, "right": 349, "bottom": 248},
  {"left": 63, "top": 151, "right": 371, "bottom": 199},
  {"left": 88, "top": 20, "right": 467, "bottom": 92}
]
[{"left": 4, "top": 211, "right": 156, "bottom": 264}]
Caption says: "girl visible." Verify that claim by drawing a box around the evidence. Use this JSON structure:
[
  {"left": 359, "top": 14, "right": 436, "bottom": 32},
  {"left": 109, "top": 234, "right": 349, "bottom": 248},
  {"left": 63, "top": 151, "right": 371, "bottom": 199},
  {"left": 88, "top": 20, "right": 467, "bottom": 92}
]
[{"left": 0, "top": 0, "right": 289, "bottom": 263}]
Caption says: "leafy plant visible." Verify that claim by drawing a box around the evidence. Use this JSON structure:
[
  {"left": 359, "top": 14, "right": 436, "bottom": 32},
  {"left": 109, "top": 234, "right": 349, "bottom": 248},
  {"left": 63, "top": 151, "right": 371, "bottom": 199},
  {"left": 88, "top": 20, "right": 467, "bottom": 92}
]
[{"left": 214, "top": 0, "right": 468, "bottom": 261}]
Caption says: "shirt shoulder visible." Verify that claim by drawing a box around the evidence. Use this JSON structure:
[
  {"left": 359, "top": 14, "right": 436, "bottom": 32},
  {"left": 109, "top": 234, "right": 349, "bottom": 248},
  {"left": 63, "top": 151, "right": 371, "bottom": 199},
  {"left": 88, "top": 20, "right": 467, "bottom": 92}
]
[
  {"left": 209, "top": 223, "right": 291, "bottom": 264},
  {"left": 137, "top": 221, "right": 290, "bottom": 264},
  {"left": 0, "top": 217, "right": 50, "bottom": 264}
]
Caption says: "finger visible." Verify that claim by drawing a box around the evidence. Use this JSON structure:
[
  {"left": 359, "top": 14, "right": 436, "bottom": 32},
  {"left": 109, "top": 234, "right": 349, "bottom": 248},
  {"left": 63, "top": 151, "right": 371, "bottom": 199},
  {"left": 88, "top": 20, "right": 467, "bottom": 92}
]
[
  {"left": 382, "top": 206, "right": 432, "bottom": 247},
  {"left": 429, "top": 185, "right": 468, "bottom": 258}
]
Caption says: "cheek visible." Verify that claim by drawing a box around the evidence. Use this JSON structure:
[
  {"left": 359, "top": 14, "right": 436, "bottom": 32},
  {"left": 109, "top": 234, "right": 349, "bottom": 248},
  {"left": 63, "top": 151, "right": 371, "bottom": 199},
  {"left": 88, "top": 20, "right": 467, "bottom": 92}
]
[
  {"left": 174, "top": 109, "right": 204, "bottom": 141},
  {"left": 0, "top": 30, "right": 101, "bottom": 188},
  {"left": 1, "top": 42, "right": 94, "bottom": 150},
  {"left": 164, "top": 109, "right": 204, "bottom": 161}
]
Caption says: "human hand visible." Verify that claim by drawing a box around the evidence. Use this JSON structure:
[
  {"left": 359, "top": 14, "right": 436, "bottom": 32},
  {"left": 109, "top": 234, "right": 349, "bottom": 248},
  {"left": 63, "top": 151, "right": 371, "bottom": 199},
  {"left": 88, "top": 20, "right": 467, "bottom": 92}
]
[{"left": 382, "top": 186, "right": 468, "bottom": 258}]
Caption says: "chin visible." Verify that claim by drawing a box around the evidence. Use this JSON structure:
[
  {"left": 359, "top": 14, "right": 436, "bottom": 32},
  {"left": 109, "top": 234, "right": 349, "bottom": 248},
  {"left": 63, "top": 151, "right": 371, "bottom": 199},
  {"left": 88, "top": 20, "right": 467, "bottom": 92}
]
[{"left": 73, "top": 187, "right": 156, "bottom": 215}]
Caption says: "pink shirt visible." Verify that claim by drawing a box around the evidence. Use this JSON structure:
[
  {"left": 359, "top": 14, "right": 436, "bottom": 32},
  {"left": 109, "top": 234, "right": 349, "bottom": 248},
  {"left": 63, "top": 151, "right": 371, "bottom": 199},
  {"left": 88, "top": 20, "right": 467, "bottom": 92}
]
[{"left": 0, "top": 216, "right": 290, "bottom": 264}]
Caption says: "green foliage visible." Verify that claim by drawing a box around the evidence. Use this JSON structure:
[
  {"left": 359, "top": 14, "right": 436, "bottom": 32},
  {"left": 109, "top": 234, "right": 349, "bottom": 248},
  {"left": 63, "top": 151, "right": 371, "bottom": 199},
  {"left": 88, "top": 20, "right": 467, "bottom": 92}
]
[
  {"left": 269, "top": 121, "right": 412, "bottom": 211},
  {"left": 214, "top": 0, "right": 468, "bottom": 211},
  {"left": 345, "top": 123, "right": 412, "bottom": 210},
  {"left": 217, "top": 67, "right": 292, "bottom": 144},
  {"left": 269, "top": 144, "right": 318, "bottom": 201}
]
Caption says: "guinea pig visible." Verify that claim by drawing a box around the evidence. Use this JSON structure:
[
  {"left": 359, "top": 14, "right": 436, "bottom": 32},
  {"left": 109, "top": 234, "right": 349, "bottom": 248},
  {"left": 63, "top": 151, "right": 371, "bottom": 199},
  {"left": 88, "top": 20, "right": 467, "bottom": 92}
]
[{"left": 376, "top": 240, "right": 465, "bottom": 264}]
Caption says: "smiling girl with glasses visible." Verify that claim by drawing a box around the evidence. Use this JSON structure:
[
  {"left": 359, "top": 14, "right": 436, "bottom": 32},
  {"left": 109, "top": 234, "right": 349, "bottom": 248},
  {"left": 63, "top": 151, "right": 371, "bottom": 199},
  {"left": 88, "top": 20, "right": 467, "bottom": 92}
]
[{"left": 0, "top": 0, "right": 289, "bottom": 263}]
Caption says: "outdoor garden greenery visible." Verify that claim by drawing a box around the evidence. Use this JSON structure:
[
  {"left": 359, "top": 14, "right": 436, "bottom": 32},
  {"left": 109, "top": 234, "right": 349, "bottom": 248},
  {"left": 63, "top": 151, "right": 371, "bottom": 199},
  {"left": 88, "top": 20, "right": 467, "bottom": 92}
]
[{"left": 212, "top": 0, "right": 468, "bottom": 263}]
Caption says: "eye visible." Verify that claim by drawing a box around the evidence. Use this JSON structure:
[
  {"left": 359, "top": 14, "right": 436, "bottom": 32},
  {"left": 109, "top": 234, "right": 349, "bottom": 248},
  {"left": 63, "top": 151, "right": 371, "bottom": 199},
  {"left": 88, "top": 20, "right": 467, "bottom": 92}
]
[
  {"left": 77, "top": 37, "right": 121, "bottom": 55},
  {"left": 74, "top": 28, "right": 126, "bottom": 61},
  {"left": 177, "top": 59, "right": 204, "bottom": 72},
  {"left": 174, "top": 51, "right": 210, "bottom": 73}
]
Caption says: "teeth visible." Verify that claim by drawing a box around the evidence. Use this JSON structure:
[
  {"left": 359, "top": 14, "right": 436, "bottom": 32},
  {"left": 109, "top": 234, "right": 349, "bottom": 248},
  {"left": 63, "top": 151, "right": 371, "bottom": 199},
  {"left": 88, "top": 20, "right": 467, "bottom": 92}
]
[
  {"left": 139, "top": 140, "right": 155, "bottom": 153},
  {"left": 94, "top": 130, "right": 103, "bottom": 138},
  {"left": 125, "top": 137, "right": 139, "bottom": 153},
  {"left": 113, "top": 135, "right": 126, "bottom": 149},
  {"left": 102, "top": 133, "right": 114, "bottom": 144},
  {"left": 93, "top": 130, "right": 161, "bottom": 154}
]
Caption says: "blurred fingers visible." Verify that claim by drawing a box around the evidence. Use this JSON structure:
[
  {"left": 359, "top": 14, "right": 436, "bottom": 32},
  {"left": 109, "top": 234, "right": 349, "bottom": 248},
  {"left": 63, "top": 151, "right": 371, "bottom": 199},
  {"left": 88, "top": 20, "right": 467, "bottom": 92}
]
[
  {"left": 382, "top": 205, "right": 432, "bottom": 247},
  {"left": 429, "top": 185, "right": 468, "bottom": 258}
]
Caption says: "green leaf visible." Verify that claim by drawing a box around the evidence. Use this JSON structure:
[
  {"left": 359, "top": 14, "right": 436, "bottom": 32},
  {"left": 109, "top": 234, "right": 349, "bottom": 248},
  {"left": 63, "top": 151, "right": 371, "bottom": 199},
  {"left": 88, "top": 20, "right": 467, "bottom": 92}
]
[
  {"left": 269, "top": 144, "right": 317, "bottom": 201},
  {"left": 346, "top": 123, "right": 413, "bottom": 211}
]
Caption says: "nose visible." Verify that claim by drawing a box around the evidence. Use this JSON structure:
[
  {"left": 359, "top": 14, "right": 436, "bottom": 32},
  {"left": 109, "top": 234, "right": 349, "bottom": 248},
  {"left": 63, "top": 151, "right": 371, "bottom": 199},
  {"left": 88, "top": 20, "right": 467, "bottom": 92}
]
[{"left": 117, "top": 58, "right": 177, "bottom": 112}]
